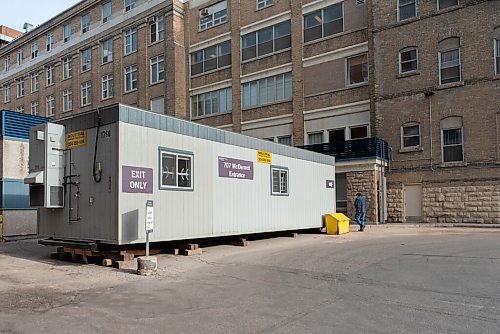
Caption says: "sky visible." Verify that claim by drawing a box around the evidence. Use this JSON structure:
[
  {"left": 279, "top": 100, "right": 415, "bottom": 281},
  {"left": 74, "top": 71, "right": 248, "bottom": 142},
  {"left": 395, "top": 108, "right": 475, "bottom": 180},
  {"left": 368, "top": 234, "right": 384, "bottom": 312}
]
[{"left": 0, "top": 1, "right": 82, "bottom": 32}]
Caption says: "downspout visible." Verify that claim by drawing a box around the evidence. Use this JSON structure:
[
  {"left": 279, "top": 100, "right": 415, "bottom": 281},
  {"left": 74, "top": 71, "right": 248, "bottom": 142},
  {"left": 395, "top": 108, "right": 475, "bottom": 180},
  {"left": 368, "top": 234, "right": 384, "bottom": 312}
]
[{"left": 425, "top": 91, "right": 435, "bottom": 170}]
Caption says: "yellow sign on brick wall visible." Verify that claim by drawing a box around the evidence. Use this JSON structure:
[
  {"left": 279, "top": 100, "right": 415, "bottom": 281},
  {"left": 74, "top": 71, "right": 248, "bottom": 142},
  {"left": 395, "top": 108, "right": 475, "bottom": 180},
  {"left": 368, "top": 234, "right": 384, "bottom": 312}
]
[
  {"left": 257, "top": 150, "right": 272, "bottom": 164},
  {"left": 66, "top": 130, "right": 87, "bottom": 149}
]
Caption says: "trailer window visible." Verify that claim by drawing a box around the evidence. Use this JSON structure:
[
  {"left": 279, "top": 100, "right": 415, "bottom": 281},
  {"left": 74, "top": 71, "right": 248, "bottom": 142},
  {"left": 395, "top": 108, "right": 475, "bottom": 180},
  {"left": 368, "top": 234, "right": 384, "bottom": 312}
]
[
  {"left": 160, "top": 150, "right": 193, "bottom": 190},
  {"left": 271, "top": 166, "right": 288, "bottom": 196}
]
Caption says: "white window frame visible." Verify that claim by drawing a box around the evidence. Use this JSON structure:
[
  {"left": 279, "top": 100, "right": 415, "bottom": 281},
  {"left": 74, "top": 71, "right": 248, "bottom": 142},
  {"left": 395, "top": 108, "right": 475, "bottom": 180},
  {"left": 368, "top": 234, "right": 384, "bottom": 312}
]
[
  {"left": 199, "top": 1, "right": 228, "bottom": 31},
  {"left": 191, "top": 87, "right": 232, "bottom": 118},
  {"left": 124, "top": 28, "right": 137, "bottom": 55},
  {"left": 438, "top": 47, "right": 461, "bottom": 85},
  {"left": 346, "top": 53, "right": 369, "bottom": 86},
  {"left": 30, "top": 72, "right": 39, "bottom": 93},
  {"left": 124, "top": 65, "right": 138, "bottom": 92},
  {"left": 46, "top": 95, "right": 55, "bottom": 117},
  {"left": 159, "top": 149, "right": 194, "bottom": 191},
  {"left": 46, "top": 33, "right": 53, "bottom": 52},
  {"left": 399, "top": 47, "right": 419, "bottom": 74},
  {"left": 271, "top": 166, "right": 289, "bottom": 196},
  {"left": 241, "top": 21, "right": 291, "bottom": 61},
  {"left": 101, "top": 38, "right": 113, "bottom": 64},
  {"left": 495, "top": 39, "right": 500, "bottom": 76},
  {"left": 303, "top": 2, "right": 344, "bottom": 43},
  {"left": 63, "top": 23, "right": 72, "bottom": 43},
  {"left": 349, "top": 124, "right": 369, "bottom": 140},
  {"left": 82, "top": 12, "right": 91, "bottom": 34},
  {"left": 63, "top": 57, "right": 73, "bottom": 80},
  {"left": 401, "top": 123, "right": 421, "bottom": 149},
  {"left": 124, "top": 0, "right": 135, "bottom": 12},
  {"left": 307, "top": 131, "right": 324, "bottom": 145},
  {"left": 102, "top": 74, "right": 114, "bottom": 100},
  {"left": 63, "top": 89, "right": 73, "bottom": 112},
  {"left": 46, "top": 65, "right": 54, "bottom": 86},
  {"left": 81, "top": 48, "right": 92, "bottom": 72},
  {"left": 398, "top": 0, "right": 417, "bottom": 21},
  {"left": 16, "top": 79, "right": 24, "bottom": 98},
  {"left": 150, "top": 15, "right": 165, "bottom": 44},
  {"left": 31, "top": 42, "right": 38, "bottom": 59},
  {"left": 441, "top": 127, "right": 464, "bottom": 163},
  {"left": 4, "top": 56, "right": 9, "bottom": 73},
  {"left": 3, "top": 84, "right": 11, "bottom": 103},
  {"left": 16, "top": 105, "right": 24, "bottom": 113},
  {"left": 242, "top": 72, "right": 293, "bottom": 109},
  {"left": 102, "top": 1, "right": 112, "bottom": 23},
  {"left": 81, "top": 82, "right": 92, "bottom": 106},
  {"left": 257, "top": 0, "right": 273, "bottom": 10},
  {"left": 17, "top": 49, "right": 23, "bottom": 66},
  {"left": 30, "top": 101, "right": 39, "bottom": 116},
  {"left": 437, "top": 0, "right": 459, "bottom": 11},
  {"left": 150, "top": 55, "right": 165, "bottom": 84}
]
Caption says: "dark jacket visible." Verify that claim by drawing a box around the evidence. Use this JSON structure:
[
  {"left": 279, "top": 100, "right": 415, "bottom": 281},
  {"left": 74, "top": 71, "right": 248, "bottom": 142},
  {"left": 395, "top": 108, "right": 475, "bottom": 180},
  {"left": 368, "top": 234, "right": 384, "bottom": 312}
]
[{"left": 354, "top": 195, "right": 366, "bottom": 213}]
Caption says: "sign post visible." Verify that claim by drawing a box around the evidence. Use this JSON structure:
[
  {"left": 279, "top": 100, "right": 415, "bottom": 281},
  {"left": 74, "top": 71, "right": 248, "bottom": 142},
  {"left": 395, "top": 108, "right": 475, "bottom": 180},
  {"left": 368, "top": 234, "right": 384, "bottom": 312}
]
[{"left": 145, "top": 200, "right": 154, "bottom": 257}]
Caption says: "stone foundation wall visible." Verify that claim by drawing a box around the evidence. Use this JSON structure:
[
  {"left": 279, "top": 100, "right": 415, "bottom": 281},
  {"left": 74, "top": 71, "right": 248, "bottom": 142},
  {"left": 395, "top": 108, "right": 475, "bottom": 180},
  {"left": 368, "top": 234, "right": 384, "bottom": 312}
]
[
  {"left": 387, "top": 187, "right": 404, "bottom": 223},
  {"left": 347, "top": 170, "right": 378, "bottom": 223}
]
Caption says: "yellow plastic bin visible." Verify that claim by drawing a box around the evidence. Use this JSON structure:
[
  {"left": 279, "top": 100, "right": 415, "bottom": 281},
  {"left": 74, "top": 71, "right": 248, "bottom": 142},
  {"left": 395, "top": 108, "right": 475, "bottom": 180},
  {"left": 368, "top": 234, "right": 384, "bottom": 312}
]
[{"left": 325, "top": 213, "right": 350, "bottom": 235}]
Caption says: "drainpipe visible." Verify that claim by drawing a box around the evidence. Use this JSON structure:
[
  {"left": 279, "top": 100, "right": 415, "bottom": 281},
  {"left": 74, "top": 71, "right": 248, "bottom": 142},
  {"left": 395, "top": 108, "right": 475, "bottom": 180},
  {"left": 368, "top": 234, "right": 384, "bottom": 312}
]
[{"left": 424, "top": 91, "right": 435, "bottom": 170}]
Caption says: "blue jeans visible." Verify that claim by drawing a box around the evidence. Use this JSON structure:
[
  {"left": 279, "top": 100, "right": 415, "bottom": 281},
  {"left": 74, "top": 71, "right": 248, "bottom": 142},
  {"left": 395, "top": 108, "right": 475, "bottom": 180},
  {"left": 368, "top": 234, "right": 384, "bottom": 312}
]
[{"left": 355, "top": 212, "right": 365, "bottom": 228}]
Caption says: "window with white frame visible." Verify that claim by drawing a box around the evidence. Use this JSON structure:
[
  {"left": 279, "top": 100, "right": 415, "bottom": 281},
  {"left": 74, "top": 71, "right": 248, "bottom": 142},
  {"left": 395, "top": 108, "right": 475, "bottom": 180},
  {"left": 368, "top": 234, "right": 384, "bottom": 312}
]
[
  {"left": 304, "top": 3, "right": 344, "bottom": 43},
  {"left": 441, "top": 117, "right": 463, "bottom": 163},
  {"left": 191, "top": 41, "right": 231, "bottom": 76},
  {"left": 63, "top": 57, "right": 72, "bottom": 79},
  {"left": 3, "top": 84, "right": 11, "bottom": 103},
  {"left": 350, "top": 125, "right": 368, "bottom": 139},
  {"left": 242, "top": 72, "right": 292, "bottom": 108},
  {"left": 30, "top": 72, "right": 39, "bottom": 92},
  {"left": 438, "top": 0, "right": 458, "bottom": 10},
  {"left": 401, "top": 123, "right": 420, "bottom": 148},
  {"left": 46, "top": 65, "right": 54, "bottom": 86},
  {"left": 150, "top": 97, "right": 165, "bottom": 114},
  {"left": 16, "top": 79, "right": 24, "bottom": 98},
  {"left": 46, "top": 95, "right": 55, "bottom": 116},
  {"left": 271, "top": 166, "right": 288, "bottom": 195},
  {"left": 124, "top": 28, "right": 137, "bottom": 55},
  {"left": 81, "top": 82, "right": 92, "bottom": 106},
  {"left": 347, "top": 53, "right": 369, "bottom": 85},
  {"left": 277, "top": 135, "right": 292, "bottom": 146},
  {"left": 102, "top": 74, "right": 113, "bottom": 100},
  {"left": 125, "top": 0, "right": 135, "bottom": 12},
  {"left": 4, "top": 56, "right": 9, "bottom": 72},
  {"left": 150, "top": 15, "right": 164, "bottom": 44},
  {"left": 46, "top": 33, "right": 53, "bottom": 52},
  {"left": 63, "top": 89, "right": 73, "bottom": 112},
  {"left": 199, "top": 1, "right": 228, "bottom": 31},
  {"left": 30, "top": 101, "right": 39, "bottom": 116},
  {"left": 17, "top": 49, "right": 23, "bottom": 66},
  {"left": 242, "top": 21, "right": 291, "bottom": 61},
  {"left": 308, "top": 132, "right": 324, "bottom": 144},
  {"left": 81, "top": 48, "right": 92, "bottom": 72},
  {"left": 16, "top": 105, "right": 24, "bottom": 113},
  {"left": 257, "top": 0, "right": 273, "bottom": 10},
  {"left": 63, "top": 23, "right": 72, "bottom": 43},
  {"left": 102, "top": 1, "right": 112, "bottom": 23},
  {"left": 398, "top": 0, "right": 416, "bottom": 21},
  {"left": 82, "top": 13, "right": 91, "bottom": 33},
  {"left": 399, "top": 47, "right": 418, "bottom": 74},
  {"left": 160, "top": 149, "right": 193, "bottom": 190},
  {"left": 439, "top": 38, "right": 461, "bottom": 85},
  {"left": 101, "top": 38, "right": 113, "bottom": 63},
  {"left": 31, "top": 42, "right": 38, "bottom": 59},
  {"left": 495, "top": 38, "right": 500, "bottom": 75},
  {"left": 150, "top": 55, "right": 165, "bottom": 84},
  {"left": 191, "top": 87, "right": 232, "bottom": 118},
  {"left": 124, "top": 65, "right": 138, "bottom": 92}
]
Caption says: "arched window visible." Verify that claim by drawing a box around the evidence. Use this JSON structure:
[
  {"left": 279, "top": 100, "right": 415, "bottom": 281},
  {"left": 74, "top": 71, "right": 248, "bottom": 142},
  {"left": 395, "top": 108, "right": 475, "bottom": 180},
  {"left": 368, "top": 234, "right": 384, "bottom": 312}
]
[
  {"left": 438, "top": 37, "right": 461, "bottom": 85},
  {"left": 401, "top": 122, "right": 420, "bottom": 148},
  {"left": 441, "top": 117, "right": 463, "bottom": 163}
]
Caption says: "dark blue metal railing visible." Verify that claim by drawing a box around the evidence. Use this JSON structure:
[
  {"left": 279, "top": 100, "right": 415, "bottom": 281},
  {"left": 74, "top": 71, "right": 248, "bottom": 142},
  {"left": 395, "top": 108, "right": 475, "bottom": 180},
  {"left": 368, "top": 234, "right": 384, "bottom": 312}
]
[{"left": 301, "top": 137, "right": 389, "bottom": 161}]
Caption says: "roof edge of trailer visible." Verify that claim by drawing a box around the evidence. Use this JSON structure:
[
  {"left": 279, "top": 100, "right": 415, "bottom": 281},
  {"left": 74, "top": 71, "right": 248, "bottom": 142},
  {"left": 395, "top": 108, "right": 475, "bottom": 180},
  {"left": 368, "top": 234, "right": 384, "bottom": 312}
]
[{"left": 117, "top": 104, "right": 335, "bottom": 166}]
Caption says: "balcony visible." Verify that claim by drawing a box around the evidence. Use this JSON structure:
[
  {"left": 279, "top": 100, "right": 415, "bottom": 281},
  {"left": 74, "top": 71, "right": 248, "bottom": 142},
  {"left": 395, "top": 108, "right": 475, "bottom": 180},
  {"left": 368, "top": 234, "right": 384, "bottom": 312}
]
[{"left": 301, "top": 137, "right": 389, "bottom": 162}]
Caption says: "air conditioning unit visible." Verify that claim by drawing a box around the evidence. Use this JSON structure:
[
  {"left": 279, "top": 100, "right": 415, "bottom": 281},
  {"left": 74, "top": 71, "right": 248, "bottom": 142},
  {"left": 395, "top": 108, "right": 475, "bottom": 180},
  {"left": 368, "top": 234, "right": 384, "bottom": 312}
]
[{"left": 200, "top": 8, "right": 209, "bottom": 16}]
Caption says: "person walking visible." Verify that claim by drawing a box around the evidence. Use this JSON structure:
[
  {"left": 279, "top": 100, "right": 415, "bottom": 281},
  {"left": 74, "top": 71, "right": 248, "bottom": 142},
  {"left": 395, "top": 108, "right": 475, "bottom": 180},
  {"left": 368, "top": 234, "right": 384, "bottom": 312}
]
[{"left": 354, "top": 192, "right": 366, "bottom": 231}]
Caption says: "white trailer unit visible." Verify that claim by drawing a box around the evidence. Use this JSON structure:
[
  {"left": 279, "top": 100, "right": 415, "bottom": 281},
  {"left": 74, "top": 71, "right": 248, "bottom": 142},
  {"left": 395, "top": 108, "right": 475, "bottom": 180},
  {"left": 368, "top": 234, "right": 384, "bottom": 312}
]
[{"left": 26, "top": 105, "right": 335, "bottom": 245}]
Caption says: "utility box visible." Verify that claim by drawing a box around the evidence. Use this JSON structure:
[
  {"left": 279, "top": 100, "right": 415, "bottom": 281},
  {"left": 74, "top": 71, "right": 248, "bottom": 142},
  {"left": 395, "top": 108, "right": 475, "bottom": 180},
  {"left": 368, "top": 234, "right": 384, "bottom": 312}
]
[{"left": 325, "top": 213, "right": 350, "bottom": 235}]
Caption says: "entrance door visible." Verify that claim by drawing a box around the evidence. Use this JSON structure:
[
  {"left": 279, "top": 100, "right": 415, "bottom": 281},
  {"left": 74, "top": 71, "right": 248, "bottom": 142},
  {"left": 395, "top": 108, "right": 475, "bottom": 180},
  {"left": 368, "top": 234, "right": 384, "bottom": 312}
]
[
  {"left": 404, "top": 184, "right": 422, "bottom": 222},
  {"left": 329, "top": 128, "right": 345, "bottom": 145}
]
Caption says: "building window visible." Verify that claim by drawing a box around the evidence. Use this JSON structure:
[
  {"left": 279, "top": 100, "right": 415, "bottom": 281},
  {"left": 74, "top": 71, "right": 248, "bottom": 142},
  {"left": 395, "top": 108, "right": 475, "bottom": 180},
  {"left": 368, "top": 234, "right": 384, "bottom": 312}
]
[
  {"left": 124, "top": 28, "right": 137, "bottom": 55},
  {"left": 46, "top": 33, "right": 53, "bottom": 52},
  {"left": 81, "top": 82, "right": 92, "bottom": 106},
  {"left": 347, "top": 53, "right": 369, "bottom": 85},
  {"left": 63, "top": 89, "right": 73, "bottom": 112},
  {"left": 271, "top": 166, "right": 288, "bottom": 196},
  {"left": 191, "top": 41, "right": 231, "bottom": 76},
  {"left": 3, "top": 84, "right": 10, "bottom": 103},
  {"left": 242, "top": 72, "right": 292, "bottom": 108},
  {"left": 46, "top": 65, "right": 54, "bottom": 86},
  {"left": 150, "top": 15, "right": 164, "bottom": 44},
  {"left": 199, "top": 1, "right": 228, "bottom": 31},
  {"left": 400, "top": 48, "right": 418, "bottom": 74},
  {"left": 191, "top": 87, "right": 232, "bottom": 118},
  {"left": 160, "top": 149, "right": 193, "bottom": 190},
  {"left": 257, "top": 0, "right": 273, "bottom": 10},
  {"left": 63, "top": 57, "right": 73, "bottom": 80},
  {"left": 30, "top": 72, "right": 39, "bottom": 92},
  {"left": 102, "top": 74, "right": 114, "bottom": 100},
  {"left": 4, "top": 56, "right": 9, "bottom": 72},
  {"left": 150, "top": 97, "right": 165, "bottom": 114},
  {"left": 441, "top": 117, "right": 463, "bottom": 163},
  {"left": 82, "top": 13, "right": 91, "bottom": 33},
  {"left": 308, "top": 132, "right": 324, "bottom": 144},
  {"left": 125, "top": 0, "right": 135, "bottom": 12},
  {"left": 438, "top": 0, "right": 458, "bottom": 10},
  {"left": 17, "top": 49, "right": 23, "bottom": 66},
  {"left": 350, "top": 125, "right": 368, "bottom": 139},
  {"left": 242, "top": 21, "right": 291, "bottom": 61},
  {"left": 124, "top": 65, "right": 138, "bottom": 92},
  {"left": 495, "top": 39, "right": 500, "bottom": 75},
  {"left": 439, "top": 38, "right": 461, "bottom": 85},
  {"left": 16, "top": 79, "right": 24, "bottom": 98},
  {"left": 304, "top": 3, "right": 343, "bottom": 43},
  {"left": 401, "top": 123, "right": 420, "bottom": 148},
  {"left": 102, "top": 1, "right": 112, "bottom": 23},
  {"left": 46, "top": 95, "right": 55, "bottom": 117},
  {"left": 63, "top": 23, "right": 72, "bottom": 43},
  {"left": 398, "top": 0, "right": 416, "bottom": 21},
  {"left": 16, "top": 105, "right": 24, "bottom": 113},
  {"left": 30, "top": 101, "right": 39, "bottom": 116},
  {"left": 81, "top": 48, "right": 92, "bottom": 72},
  {"left": 277, "top": 136, "right": 292, "bottom": 146},
  {"left": 150, "top": 55, "right": 165, "bottom": 84},
  {"left": 31, "top": 42, "right": 38, "bottom": 59},
  {"left": 101, "top": 38, "right": 113, "bottom": 63}
]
